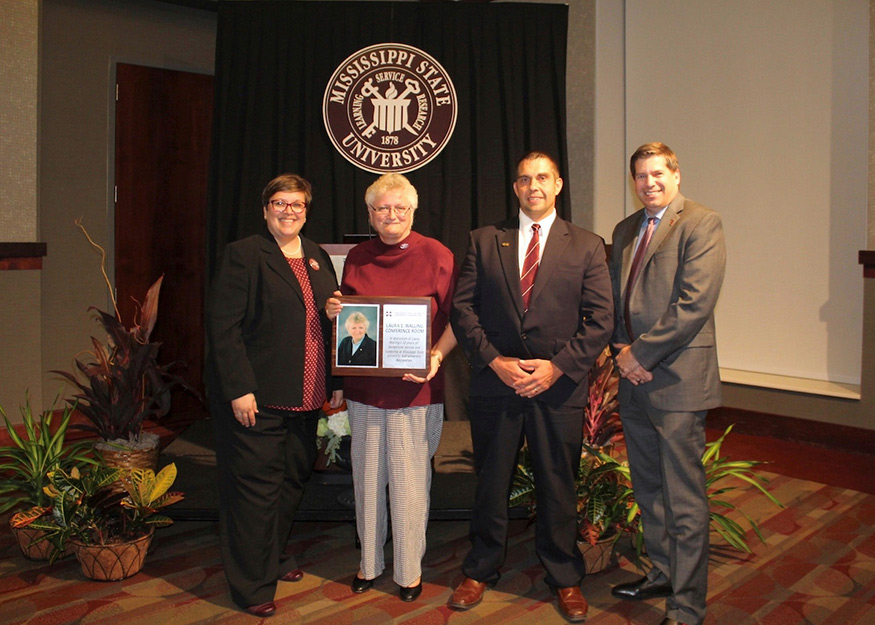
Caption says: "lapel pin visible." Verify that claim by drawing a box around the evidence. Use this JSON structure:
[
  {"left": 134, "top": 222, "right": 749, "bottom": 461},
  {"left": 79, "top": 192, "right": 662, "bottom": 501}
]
[
  {"left": 309, "top": 258, "right": 320, "bottom": 270},
  {"left": 501, "top": 242, "right": 510, "bottom": 247}
]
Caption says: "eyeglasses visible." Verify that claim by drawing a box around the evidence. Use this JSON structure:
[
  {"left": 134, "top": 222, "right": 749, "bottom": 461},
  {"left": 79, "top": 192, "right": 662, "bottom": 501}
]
[
  {"left": 269, "top": 199, "right": 308, "bottom": 213},
  {"left": 369, "top": 204, "right": 412, "bottom": 216}
]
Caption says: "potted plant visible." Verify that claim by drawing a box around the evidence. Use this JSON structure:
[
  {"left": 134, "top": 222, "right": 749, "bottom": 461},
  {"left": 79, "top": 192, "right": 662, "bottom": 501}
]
[
  {"left": 0, "top": 393, "right": 96, "bottom": 560},
  {"left": 586, "top": 424, "right": 784, "bottom": 561},
  {"left": 14, "top": 462, "right": 184, "bottom": 580},
  {"left": 52, "top": 220, "right": 195, "bottom": 471}
]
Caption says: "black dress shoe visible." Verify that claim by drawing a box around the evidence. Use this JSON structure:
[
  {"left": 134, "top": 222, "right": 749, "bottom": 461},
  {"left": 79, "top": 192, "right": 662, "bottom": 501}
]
[
  {"left": 659, "top": 619, "right": 681, "bottom": 625},
  {"left": 399, "top": 581, "right": 423, "bottom": 602},
  {"left": 611, "top": 575, "right": 672, "bottom": 601},
  {"left": 245, "top": 601, "right": 276, "bottom": 617},
  {"left": 351, "top": 574, "right": 375, "bottom": 593}
]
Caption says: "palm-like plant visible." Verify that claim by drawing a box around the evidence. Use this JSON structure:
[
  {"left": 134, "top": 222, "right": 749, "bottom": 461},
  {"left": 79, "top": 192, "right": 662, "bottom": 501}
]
[
  {"left": 0, "top": 394, "right": 96, "bottom": 515},
  {"left": 587, "top": 425, "right": 784, "bottom": 555},
  {"left": 702, "top": 425, "right": 783, "bottom": 552}
]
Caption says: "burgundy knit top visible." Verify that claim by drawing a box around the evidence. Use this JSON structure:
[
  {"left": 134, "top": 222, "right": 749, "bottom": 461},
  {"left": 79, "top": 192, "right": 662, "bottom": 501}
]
[{"left": 340, "top": 231, "right": 457, "bottom": 409}]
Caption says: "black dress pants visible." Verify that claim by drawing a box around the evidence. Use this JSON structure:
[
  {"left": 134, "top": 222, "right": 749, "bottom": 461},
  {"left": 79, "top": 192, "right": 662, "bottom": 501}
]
[
  {"left": 463, "top": 394, "right": 587, "bottom": 588},
  {"left": 212, "top": 402, "right": 319, "bottom": 608}
]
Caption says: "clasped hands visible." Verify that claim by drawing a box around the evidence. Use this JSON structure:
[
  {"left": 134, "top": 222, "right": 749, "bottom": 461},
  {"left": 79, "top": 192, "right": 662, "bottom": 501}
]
[
  {"left": 615, "top": 345, "right": 653, "bottom": 386},
  {"left": 490, "top": 355, "right": 562, "bottom": 398}
]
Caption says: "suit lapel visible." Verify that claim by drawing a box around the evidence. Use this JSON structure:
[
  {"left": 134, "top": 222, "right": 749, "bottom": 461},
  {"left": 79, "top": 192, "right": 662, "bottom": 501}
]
[
  {"left": 619, "top": 211, "right": 643, "bottom": 302},
  {"left": 639, "top": 193, "right": 685, "bottom": 271},
  {"left": 260, "top": 234, "right": 305, "bottom": 305},
  {"left": 530, "top": 218, "right": 570, "bottom": 306},
  {"left": 621, "top": 193, "right": 686, "bottom": 298},
  {"left": 496, "top": 219, "right": 524, "bottom": 318}
]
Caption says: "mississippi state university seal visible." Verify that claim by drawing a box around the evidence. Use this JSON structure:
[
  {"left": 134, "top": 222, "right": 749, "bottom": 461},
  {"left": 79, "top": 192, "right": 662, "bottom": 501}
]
[{"left": 323, "top": 43, "right": 457, "bottom": 174}]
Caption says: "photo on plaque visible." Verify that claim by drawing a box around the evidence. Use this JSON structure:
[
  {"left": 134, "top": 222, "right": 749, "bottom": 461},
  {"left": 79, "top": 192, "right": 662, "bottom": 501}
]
[
  {"left": 332, "top": 296, "right": 432, "bottom": 377},
  {"left": 335, "top": 305, "right": 380, "bottom": 368}
]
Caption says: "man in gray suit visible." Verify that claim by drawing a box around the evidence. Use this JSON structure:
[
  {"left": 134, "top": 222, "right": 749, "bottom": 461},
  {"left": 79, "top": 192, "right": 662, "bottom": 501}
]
[{"left": 608, "top": 143, "right": 726, "bottom": 625}]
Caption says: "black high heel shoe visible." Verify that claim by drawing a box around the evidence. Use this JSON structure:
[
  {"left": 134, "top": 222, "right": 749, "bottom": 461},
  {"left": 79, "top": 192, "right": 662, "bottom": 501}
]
[
  {"left": 351, "top": 574, "right": 375, "bottom": 593},
  {"left": 399, "top": 581, "right": 423, "bottom": 602}
]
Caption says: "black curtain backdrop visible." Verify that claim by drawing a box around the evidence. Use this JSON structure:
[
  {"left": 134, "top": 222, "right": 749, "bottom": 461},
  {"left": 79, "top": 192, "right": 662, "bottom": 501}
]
[{"left": 207, "top": 0, "right": 569, "bottom": 278}]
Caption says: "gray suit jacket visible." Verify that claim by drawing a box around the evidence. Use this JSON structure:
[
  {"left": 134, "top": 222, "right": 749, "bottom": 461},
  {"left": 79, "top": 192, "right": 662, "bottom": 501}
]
[{"left": 609, "top": 193, "right": 726, "bottom": 412}]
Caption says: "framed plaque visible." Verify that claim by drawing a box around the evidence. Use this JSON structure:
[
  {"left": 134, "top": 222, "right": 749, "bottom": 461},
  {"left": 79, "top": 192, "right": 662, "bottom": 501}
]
[{"left": 332, "top": 296, "right": 432, "bottom": 377}]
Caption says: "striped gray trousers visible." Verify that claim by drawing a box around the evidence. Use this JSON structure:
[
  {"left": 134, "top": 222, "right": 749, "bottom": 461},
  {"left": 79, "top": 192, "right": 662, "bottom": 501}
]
[{"left": 347, "top": 400, "right": 443, "bottom": 587}]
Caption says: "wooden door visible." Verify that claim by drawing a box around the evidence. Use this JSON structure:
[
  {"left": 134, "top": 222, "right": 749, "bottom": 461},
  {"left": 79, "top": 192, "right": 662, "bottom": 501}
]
[{"left": 114, "top": 63, "right": 213, "bottom": 424}]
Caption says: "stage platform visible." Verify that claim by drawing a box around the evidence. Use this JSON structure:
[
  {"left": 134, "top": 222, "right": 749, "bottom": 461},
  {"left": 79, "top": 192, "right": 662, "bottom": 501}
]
[{"left": 159, "top": 419, "right": 527, "bottom": 523}]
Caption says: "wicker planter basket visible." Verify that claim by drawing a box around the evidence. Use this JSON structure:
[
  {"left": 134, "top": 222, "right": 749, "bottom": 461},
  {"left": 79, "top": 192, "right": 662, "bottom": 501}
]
[
  {"left": 95, "top": 433, "right": 160, "bottom": 472},
  {"left": 578, "top": 537, "right": 618, "bottom": 575},
  {"left": 10, "top": 522, "right": 72, "bottom": 562},
  {"left": 71, "top": 530, "right": 154, "bottom": 581},
  {"left": 95, "top": 433, "right": 160, "bottom": 493}
]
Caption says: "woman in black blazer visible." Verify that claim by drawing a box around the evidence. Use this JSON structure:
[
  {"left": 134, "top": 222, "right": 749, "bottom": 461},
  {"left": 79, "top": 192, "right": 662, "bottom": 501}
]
[{"left": 206, "top": 174, "right": 341, "bottom": 617}]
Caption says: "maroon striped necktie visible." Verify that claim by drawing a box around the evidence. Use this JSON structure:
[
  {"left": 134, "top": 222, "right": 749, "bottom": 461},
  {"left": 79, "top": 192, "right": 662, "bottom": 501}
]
[{"left": 520, "top": 223, "right": 540, "bottom": 313}]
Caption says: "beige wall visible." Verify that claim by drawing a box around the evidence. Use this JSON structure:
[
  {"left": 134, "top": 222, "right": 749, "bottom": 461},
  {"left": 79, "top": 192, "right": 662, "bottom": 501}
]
[
  {"left": 0, "top": 1, "right": 38, "bottom": 241},
  {"left": 0, "top": 1, "right": 43, "bottom": 416},
  {"left": 36, "top": 0, "right": 215, "bottom": 420},
  {"left": 593, "top": 0, "right": 874, "bottom": 432}
]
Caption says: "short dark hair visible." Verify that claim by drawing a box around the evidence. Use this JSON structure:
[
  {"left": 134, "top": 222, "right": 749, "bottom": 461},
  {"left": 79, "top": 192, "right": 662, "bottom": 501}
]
[
  {"left": 516, "top": 151, "right": 561, "bottom": 179},
  {"left": 261, "top": 173, "right": 313, "bottom": 209},
  {"left": 629, "top": 142, "right": 679, "bottom": 176}
]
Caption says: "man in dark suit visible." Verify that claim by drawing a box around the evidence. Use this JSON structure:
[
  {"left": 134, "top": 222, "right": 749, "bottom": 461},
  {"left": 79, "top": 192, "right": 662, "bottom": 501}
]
[
  {"left": 608, "top": 143, "right": 726, "bottom": 625},
  {"left": 450, "top": 152, "right": 614, "bottom": 622}
]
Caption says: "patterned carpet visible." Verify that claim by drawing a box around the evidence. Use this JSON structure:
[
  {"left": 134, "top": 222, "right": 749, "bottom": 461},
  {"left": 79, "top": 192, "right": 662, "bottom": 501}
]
[{"left": 1, "top": 472, "right": 873, "bottom": 625}]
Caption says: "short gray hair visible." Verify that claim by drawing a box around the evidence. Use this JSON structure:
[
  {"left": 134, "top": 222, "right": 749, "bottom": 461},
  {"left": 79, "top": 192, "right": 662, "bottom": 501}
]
[{"left": 364, "top": 173, "right": 418, "bottom": 210}]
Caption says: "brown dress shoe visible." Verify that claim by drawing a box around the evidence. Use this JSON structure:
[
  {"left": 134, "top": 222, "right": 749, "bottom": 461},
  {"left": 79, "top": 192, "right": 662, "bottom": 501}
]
[
  {"left": 553, "top": 586, "right": 589, "bottom": 622},
  {"left": 245, "top": 601, "right": 276, "bottom": 617},
  {"left": 279, "top": 569, "right": 303, "bottom": 582},
  {"left": 449, "top": 577, "right": 489, "bottom": 609}
]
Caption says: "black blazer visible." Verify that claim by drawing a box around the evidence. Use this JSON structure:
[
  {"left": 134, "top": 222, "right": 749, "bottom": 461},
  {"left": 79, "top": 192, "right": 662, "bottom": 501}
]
[
  {"left": 451, "top": 217, "right": 614, "bottom": 408},
  {"left": 337, "top": 334, "right": 377, "bottom": 366},
  {"left": 206, "top": 232, "right": 339, "bottom": 407}
]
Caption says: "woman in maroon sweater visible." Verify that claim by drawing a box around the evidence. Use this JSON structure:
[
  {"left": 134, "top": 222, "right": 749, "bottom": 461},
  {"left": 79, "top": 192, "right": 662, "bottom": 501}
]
[{"left": 326, "top": 173, "right": 457, "bottom": 602}]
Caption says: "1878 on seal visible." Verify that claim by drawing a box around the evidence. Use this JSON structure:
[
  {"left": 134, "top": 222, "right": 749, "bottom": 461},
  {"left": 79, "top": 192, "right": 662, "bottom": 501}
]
[{"left": 323, "top": 43, "right": 458, "bottom": 174}]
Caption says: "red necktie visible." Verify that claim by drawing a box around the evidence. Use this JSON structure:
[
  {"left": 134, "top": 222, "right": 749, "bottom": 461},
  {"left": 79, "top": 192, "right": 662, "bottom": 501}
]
[
  {"left": 521, "top": 223, "right": 540, "bottom": 313},
  {"left": 624, "top": 217, "right": 657, "bottom": 339}
]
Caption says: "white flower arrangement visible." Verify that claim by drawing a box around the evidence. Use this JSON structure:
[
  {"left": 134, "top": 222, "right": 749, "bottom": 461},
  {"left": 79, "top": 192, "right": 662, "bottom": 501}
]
[{"left": 316, "top": 409, "right": 350, "bottom": 464}]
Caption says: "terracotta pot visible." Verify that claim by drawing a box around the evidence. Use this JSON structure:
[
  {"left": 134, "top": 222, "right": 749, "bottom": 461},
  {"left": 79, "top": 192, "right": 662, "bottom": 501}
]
[
  {"left": 9, "top": 522, "right": 72, "bottom": 562},
  {"left": 71, "top": 530, "right": 154, "bottom": 581},
  {"left": 577, "top": 537, "right": 618, "bottom": 575}
]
